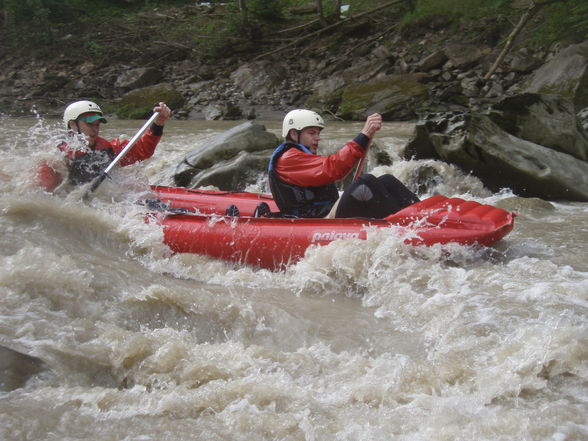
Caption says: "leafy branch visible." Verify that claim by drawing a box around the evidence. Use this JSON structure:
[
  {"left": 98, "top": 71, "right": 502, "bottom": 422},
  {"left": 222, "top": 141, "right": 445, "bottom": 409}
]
[{"left": 484, "top": 0, "right": 568, "bottom": 80}]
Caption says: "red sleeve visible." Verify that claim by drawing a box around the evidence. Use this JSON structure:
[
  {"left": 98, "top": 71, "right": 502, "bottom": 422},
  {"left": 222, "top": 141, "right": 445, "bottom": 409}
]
[
  {"left": 107, "top": 128, "right": 161, "bottom": 167},
  {"left": 275, "top": 141, "right": 365, "bottom": 187},
  {"left": 36, "top": 160, "right": 63, "bottom": 192}
]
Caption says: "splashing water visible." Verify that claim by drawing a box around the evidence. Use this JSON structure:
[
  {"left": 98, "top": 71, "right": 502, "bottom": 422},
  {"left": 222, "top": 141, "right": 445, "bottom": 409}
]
[{"left": 1, "top": 116, "right": 587, "bottom": 441}]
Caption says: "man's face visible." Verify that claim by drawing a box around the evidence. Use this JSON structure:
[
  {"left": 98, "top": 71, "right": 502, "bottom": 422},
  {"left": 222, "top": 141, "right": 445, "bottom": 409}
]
[
  {"left": 298, "top": 126, "right": 322, "bottom": 153},
  {"left": 70, "top": 119, "right": 101, "bottom": 147}
]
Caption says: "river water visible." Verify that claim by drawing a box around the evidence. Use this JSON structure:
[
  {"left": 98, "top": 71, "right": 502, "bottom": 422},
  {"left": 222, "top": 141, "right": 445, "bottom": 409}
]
[{"left": 1, "top": 115, "right": 587, "bottom": 440}]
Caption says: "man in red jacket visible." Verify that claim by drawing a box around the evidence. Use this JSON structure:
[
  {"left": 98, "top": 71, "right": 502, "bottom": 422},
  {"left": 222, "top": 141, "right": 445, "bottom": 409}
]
[
  {"left": 268, "top": 109, "right": 419, "bottom": 218},
  {"left": 37, "top": 100, "right": 171, "bottom": 192}
]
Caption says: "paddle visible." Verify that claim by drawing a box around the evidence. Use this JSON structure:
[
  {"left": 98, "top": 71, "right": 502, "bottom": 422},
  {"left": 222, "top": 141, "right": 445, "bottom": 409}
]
[
  {"left": 83, "top": 112, "right": 160, "bottom": 201},
  {"left": 352, "top": 136, "right": 373, "bottom": 182}
]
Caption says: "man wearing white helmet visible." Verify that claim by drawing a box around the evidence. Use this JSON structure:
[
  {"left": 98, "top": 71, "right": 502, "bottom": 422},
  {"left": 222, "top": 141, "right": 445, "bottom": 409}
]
[
  {"left": 268, "top": 109, "right": 418, "bottom": 218},
  {"left": 37, "top": 100, "right": 171, "bottom": 192}
]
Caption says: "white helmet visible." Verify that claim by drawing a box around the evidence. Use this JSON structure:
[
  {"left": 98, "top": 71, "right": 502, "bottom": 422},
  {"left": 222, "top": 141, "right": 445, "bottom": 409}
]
[
  {"left": 63, "top": 100, "right": 107, "bottom": 128},
  {"left": 282, "top": 109, "right": 325, "bottom": 139}
]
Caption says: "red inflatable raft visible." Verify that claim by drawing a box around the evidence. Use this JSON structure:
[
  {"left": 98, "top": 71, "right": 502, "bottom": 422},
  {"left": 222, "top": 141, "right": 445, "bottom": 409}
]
[{"left": 147, "top": 186, "right": 515, "bottom": 270}]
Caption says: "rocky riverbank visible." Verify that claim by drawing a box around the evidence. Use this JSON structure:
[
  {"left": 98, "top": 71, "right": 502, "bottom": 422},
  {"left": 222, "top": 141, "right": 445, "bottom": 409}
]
[
  {"left": 2, "top": 3, "right": 587, "bottom": 201},
  {"left": 168, "top": 37, "right": 588, "bottom": 202},
  {"left": 0, "top": 3, "right": 584, "bottom": 123}
]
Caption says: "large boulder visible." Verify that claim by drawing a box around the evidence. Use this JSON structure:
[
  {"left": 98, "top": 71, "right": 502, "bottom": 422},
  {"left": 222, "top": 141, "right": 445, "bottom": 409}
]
[
  {"left": 183, "top": 150, "right": 272, "bottom": 190},
  {"left": 306, "top": 75, "right": 346, "bottom": 111},
  {"left": 417, "top": 50, "right": 448, "bottom": 72},
  {"left": 0, "top": 346, "right": 46, "bottom": 391},
  {"left": 524, "top": 41, "right": 588, "bottom": 112},
  {"left": 114, "top": 67, "right": 162, "bottom": 90},
  {"left": 508, "top": 48, "right": 542, "bottom": 73},
  {"left": 405, "top": 111, "right": 588, "bottom": 201},
  {"left": 230, "top": 61, "right": 287, "bottom": 100},
  {"left": 443, "top": 43, "right": 491, "bottom": 69},
  {"left": 174, "top": 120, "right": 280, "bottom": 188},
  {"left": 403, "top": 114, "right": 446, "bottom": 161},
  {"left": 338, "top": 75, "right": 429, "bottom": 120},
  {"left": 117, "top": 83, "right": 185, "bottom": 119},
  {"left": 201, "top": 101, "right": 244, "bottom": 121},
  {"left": 488, "top": 93, "right": 588, "bottom": 161}
]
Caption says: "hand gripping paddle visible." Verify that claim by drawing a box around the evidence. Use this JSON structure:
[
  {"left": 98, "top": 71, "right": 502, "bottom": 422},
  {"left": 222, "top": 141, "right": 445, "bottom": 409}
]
[{"left": 83, "top": 112, "right": 160, "bottom": 201}]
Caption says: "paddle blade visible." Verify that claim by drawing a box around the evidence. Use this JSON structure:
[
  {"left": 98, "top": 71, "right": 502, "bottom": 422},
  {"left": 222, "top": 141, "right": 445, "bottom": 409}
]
[{"left": 82, "top": 172, "right": 109, "bottom": 201}]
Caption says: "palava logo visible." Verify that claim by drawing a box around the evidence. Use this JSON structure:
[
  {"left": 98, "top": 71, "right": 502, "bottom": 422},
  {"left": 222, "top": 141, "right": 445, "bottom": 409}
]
[{"left": 311, "top": 231, "right": 360, "bottom": 242}]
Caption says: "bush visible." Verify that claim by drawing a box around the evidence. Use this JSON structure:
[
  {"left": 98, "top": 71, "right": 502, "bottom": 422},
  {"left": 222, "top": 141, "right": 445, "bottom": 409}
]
[
  {"left": 247, "top": 0, "right": 289, "bottom": 20},
  {"left": 401, "top": 0, "right": 511, "bottom": 25}
]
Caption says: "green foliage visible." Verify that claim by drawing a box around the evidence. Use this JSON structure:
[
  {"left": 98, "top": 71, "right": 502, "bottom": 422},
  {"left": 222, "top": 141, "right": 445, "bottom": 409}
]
[
  {"left": 181, "top": 1, "right": 291, "bottom": 60},
  {"left": 4, "top": 0, "right": 133, "bottom": 25},
  {"left": 523, "top": 1, "right": 588, "bottom": 46},
  {"left": 187, "top": 14, "right": 247, "bottom": 60},
  {"left": 569, "top": 3, "right": 588, "bottom": 38},
  {"left": 2, "top": 0, "right": 583, "bottom": 64},
  {"left": 399, "top": 0, "right": 586, "bottom": 45},
  {"left": 401, "top": 0, "right": 511, "bottom": 25},
  {"left": 247, "top": 0, "right": 288, "bottom": 20},
  {"left": 0, "top": 0, "right": 195, "bottom": 52},
  {"left": 85, "top": 41, "right": 106, "bottom": 57}
]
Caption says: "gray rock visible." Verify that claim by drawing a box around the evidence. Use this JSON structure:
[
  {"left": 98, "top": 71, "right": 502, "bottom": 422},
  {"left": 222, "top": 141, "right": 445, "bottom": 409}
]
[
  {"left": 441, "top": 71, "right": 454, "bottom": 82},
  {"left": 427, "top": 113, "right": 588, "bottom": 201},
  {"left": 579, "top": 107, "right": 588, "bottom": 131},
  {"left": 525, "top": 41, "right": 588, "bottom": 112},
  {"left": 461, "top": 77, "right": 481, "bottom": 97},
  {"left": 230, "top": 61, "right": 286, "bottom": 100},
  {"left": 202, "top": 104, "right": 223, "bottom": 120},
  {"left": 495, "top": 196, "right": 555, "bottom": 213},
  {"left": 444, "top": 43, "right": 491, "bottom": 69},
  {"left": 488, "top": 93, "right": 588, "bottom": 161},
  {"left": 174, "top": 120, "right": 280, "bottom": 188},
  {"left": 185, "top": 150, "right": 272, "bottom": 190},
  {"left": 315, "top": 75, "right": 346, "bottom": 93},
  {"left": 509, "top": 50, "right": 542, "bottom": 73},
  {"left": 484, "top": 81, "right": 504, "bottom": 98},
  {"left": 417, "top": 50, "right": 448, "bottom": 71},
  {"left": 339, "top": 74, "right": 429, "bottom": 120},
  {"left": 78, "top": 62, "right": 95, "bottom": 75},
  {"left": 186, "top": 80, "right": 214, "bottom": 95},
  {"left": 404, "top": 115, "right": 445, "bottom": 160},
  {"left": 0, "top": 346, "right": 46, "bottom": 391},
  {"left": 115, "top": 67, "right": 163, "bottom": 89},
  {"left": 341, "top": 58, "right": 390, "bottom": 83},
  {"left": 118, "top": 83, "right": 185, "bottom": 118},
  {"left": 372, "top": 45, "right": 392, "bottom": 60}
]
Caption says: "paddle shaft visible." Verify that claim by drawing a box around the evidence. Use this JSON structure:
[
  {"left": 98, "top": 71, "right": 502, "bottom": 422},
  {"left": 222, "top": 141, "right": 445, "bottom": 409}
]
[
  {"left": 352, "top": 136, "right": 373, "bottom": 182},
  {"left": 83, "top": 112, "right": 160, "bottom": 200}
]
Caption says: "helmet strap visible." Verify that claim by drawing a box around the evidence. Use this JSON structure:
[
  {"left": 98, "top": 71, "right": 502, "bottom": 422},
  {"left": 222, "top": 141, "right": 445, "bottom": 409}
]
[{"left": 67, "top": 120, "right": 82, "bottom": 135}]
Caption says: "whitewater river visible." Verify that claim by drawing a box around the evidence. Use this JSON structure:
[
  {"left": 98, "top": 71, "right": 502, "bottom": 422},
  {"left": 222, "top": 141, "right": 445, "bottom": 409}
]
[{"left": 1, "top": 115, "right": 587, "bottom": 440}]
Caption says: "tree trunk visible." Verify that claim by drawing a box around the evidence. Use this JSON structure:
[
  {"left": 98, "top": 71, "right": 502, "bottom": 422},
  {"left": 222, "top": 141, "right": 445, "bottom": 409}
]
[
  {"left": 335, "top": 0, "right": 342, "bottom": 20},
  {"left": 316, "top": 0, "right": 327, "bottom": 26},
  {"left": 484, "top": 0, "right": 565, "bottom": 80},
  {"left": 254, "top": 0, "right": 406, "bottom": 61}
]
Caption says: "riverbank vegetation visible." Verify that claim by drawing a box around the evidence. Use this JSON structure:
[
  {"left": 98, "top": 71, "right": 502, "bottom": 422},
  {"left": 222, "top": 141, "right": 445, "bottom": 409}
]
[{"left": 1, "top": 0, "right": 586, "bottom": 63}]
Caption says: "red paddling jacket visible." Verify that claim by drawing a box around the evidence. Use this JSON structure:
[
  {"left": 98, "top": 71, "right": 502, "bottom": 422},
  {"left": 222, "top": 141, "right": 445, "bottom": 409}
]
[
  {"left": 37, "top": 125, "right": 162, "bottom": 192},
  {"left": 268, "top": 136, "right": 366, "bottom": 217}
]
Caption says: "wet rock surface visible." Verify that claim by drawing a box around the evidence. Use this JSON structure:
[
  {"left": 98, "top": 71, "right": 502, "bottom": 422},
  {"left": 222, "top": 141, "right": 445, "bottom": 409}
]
[
  {"left": 0, "top": 346, "right": 46, "bottom": 392},
  {"left": 404, "top": 93, "right": 588, "bottom": 201}
]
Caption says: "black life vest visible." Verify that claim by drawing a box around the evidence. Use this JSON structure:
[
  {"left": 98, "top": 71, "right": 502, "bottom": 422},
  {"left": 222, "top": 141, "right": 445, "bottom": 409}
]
[
  {"left": 59, "top": 142, "right": 116, "bottom": 186},
  {"left": 268, "top": 143, "right": 340, "bottom": 218}
]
